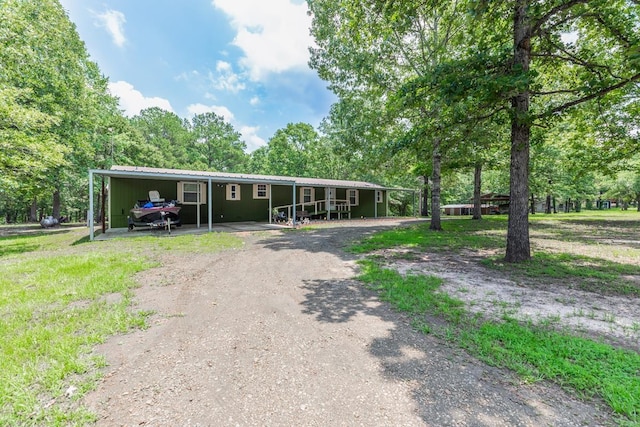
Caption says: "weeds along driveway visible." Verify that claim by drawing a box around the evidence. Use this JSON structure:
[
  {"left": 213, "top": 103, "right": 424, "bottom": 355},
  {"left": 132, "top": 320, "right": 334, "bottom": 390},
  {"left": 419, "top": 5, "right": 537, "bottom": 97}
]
[{"left": 83, "top": 219, "right": 613, "bottom": 426}]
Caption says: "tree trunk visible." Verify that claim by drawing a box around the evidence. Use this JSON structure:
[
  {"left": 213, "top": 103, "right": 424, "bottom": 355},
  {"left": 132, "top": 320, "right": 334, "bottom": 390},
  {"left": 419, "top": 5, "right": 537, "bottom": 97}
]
[
  {"left": 421, "top": 175, "right": 430, "bottom": 216},
  {"left": 52, "top": 189, "right": 61, "bottom": 219},
  {"left": 430, "top": 138, "right": 442, "bottom": 231},
  {"left": 505, "top": 0, "right": 531, "bottom": 263},
  {"left": 545, "top": 194, "right": 551, "bottom": 214},
  {"left": 553, "top": 196, "right": 557, "bottom": 213},
  {"left": 530, "top": 193, "right": 536, "bottom": 214},
  {"left": 29, "top": 199, "right": 38, "bottom": 222},
  {"left": 472, "top": 162, "right": 482, "bottom": 220},
  {"left": 637, "top": 194, "right": 640, "bottom": 211}
]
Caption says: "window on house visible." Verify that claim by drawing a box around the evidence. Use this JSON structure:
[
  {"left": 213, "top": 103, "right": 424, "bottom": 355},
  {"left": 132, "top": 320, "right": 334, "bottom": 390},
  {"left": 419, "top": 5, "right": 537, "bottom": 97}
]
[
  {"left": 300, "top": 187, "right": 315, "bottom": 204},
  {"left": 253, "top": 183, "right": 269, "bottom": 199},
  {"left": 376, "top": 190, "right": 383, "bottom": 203},
  {"left": 348, "top": 189, "right": 359, "bottom": 206},
  {"left": 177, "top": 181, "right": 206, "bottom": 205},
  {"left": 226, "top": 183, "right": 241, "bottom": 201}
]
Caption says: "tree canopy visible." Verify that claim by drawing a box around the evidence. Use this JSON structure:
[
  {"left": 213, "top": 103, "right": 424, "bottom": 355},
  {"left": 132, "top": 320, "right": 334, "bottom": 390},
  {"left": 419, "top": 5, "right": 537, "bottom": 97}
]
[
  {"left": 1, "top": 0, "right": 638, "bottom": 232},
  {"left": 308, "top": 0, "right": 640, "bottom": 261}
]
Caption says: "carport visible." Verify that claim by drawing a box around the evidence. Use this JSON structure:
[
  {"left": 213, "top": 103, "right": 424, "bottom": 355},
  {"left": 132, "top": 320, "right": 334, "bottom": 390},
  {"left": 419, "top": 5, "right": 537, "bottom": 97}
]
[{"left": 88, "top": 166, "right": 297, "bottom": 241}]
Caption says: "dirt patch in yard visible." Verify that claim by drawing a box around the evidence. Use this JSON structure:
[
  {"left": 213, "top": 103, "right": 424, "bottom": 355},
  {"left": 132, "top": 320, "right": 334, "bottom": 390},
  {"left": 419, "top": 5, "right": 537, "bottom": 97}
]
[
  {"left": 81, "top": 218, "right": 625, "bottom": 426},
  {"left": 387, "top": 248, "right": 640, "bottom": 352}
]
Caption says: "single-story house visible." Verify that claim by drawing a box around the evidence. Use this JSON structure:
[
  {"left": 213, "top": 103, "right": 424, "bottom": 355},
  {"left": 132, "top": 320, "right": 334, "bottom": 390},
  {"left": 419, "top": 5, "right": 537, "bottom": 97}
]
[{"left": 88, "top": 165, "right": 414, "bottom": 240}]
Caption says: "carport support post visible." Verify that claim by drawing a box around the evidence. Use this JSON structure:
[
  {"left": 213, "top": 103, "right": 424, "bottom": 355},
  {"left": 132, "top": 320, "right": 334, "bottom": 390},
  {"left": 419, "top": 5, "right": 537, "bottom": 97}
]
[
  {"left": 292, "top": 182, "right": 296, "bottom": 226},
  {"left": 101, "top": 177, "right": 106, "bottom": 233},
  {"left": 374, "top": 191, "right": 378, "bottom": 218},
  {"left": 196, "top": 180, "right": 201, "bottom": 228},
  {"left": 208, "top": 178, "right": 212, "bottom": 232},
  {"left": 386, "top": 191, "right": 389, "bottom": 217},
  {"left": 89, "top": 170, "right": 95, "bottom": 241},
  {"left": 269, "top": 189, "right": 272, "bottom": 224},
  {"left": 413, "top": 191, "right": 416, "bottom": 217}
]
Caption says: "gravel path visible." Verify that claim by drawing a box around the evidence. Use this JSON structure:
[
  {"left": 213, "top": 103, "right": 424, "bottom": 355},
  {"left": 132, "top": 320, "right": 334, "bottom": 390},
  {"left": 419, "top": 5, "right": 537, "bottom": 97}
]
[{"left": 83, "top": 219, "right": 614, "bottom": 426}]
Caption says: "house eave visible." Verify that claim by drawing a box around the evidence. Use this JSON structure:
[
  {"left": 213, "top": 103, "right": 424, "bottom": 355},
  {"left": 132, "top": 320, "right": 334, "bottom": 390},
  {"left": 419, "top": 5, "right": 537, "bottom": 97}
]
[{"left": 89, "top": 169, "right": 297, "bottom": 186}]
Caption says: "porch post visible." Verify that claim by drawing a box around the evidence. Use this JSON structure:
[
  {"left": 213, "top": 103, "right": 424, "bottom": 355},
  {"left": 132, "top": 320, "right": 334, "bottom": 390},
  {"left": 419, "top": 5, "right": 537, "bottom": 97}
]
[
  {"left": 89, "top": 170, "right": 94, "bottom": 241},
  {"left": 208, "top": 178, "right": 212, "bottom": 232}
]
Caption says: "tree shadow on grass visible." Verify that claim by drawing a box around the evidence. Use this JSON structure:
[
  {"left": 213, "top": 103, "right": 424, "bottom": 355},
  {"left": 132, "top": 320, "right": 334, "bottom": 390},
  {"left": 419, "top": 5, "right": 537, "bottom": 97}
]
[
  {"left": 530, "top": 219, "right": 640, "bottom": 249},
  {"left": 0, "top": 229, "right": 75, "bottom": 257},
  {"left": 258, "top": 220, "right": 425, "bottom": 261},
  {"left": 299, "top": 276, "right": 611, "bottom": 426}
]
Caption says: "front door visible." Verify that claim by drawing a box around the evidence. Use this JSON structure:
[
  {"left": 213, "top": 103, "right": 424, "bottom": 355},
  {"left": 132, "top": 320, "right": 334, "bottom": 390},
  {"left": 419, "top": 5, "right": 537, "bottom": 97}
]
[{"left": 326, "top": 187, "right": 336, "bottom": 210}]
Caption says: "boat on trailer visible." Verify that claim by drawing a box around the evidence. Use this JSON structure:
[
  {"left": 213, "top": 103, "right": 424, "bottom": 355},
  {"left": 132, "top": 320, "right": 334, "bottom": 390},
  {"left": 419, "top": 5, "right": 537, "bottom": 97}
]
[{"left": 128, "top": 191, "right": 182, "bottom": 231}]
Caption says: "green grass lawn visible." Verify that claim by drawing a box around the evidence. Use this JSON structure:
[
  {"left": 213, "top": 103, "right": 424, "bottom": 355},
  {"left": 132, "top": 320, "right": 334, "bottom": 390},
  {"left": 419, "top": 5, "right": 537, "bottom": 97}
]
[
  {"left": 352, "top": 210, "right": 640, "bottom": 424},
  {"left": 0, "top": 227, "right": 242, "bottom": 426},
  {"left": 2, "top": 212, "right": 639, "bottom": 424}
]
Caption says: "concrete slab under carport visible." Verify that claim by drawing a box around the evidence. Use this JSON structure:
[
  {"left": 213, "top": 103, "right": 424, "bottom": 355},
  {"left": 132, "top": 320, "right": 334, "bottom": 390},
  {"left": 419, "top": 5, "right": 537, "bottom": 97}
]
[{"left": 93, "top": 221, "right": 288, "bottom": 240}]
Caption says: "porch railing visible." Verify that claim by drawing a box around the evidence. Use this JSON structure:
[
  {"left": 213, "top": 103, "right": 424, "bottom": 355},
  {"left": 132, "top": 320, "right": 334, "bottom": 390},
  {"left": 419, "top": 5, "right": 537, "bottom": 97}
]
[{"left": 271, "top": 198, "right": 351, "bottom": 223}]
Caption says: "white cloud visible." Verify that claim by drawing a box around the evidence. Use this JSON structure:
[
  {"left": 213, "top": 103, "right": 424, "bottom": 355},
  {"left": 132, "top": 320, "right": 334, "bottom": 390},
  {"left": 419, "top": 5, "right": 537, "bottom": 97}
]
[
  {"left": 240, "top": 126, "right": 267, "bottom": 152},
  {"left": 210, "top": 61, "right": 246, "bottom": 93},
  {"left": 176, "top": 70, "right": 201, "bottom": 82},
  {"left": 108, "top": 81, "right": 173, "bottom": 116},
  {"left": 212, "top": 0, "right": 314, "bottom": 80},
  {"left": 177, "top": 65, "right": 244, "bottom": 94},
  {"left": 94, "top": 9, "right": 127, "bottom": 47},
  {"left": 187, "top": 103, "right": 235, "bottom": 122},
  {"left": 249, "top": 96, "right": 260, "bottom": 106}
]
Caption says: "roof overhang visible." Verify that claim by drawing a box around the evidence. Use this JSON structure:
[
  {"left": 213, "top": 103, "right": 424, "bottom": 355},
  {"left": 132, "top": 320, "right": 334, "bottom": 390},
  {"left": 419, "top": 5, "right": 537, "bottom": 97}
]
[
  {"left": 89, "top": 168, "right": 296, "bottom": 186},
  {"left": 90, "top": 166, "right": 412, "bottom": 192}
]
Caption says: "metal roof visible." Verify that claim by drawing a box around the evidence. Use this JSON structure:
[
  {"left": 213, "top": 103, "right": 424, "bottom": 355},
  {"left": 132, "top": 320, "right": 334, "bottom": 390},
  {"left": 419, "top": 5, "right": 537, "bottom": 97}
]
[{"left": 91, "top": 165, "right": 399, "bottom": 190}]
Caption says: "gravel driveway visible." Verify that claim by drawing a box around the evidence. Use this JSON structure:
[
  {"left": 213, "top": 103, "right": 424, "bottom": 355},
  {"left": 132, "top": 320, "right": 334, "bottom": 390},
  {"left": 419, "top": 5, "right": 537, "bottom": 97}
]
[{"left": 83, "top": 219, "right": 614, "bottom": 426}]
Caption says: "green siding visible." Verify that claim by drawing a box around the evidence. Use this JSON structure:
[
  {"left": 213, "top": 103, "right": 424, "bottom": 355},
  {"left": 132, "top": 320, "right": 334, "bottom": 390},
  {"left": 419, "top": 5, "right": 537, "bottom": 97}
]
[
  {"left": 213, "top": 183, "right": 270, "bottom": 222},
  {"left": 109, "top": 177, "right": 390, "bottom": 228},
  {"left": 110, "top": 178, "right": 184, "bottom": 228}
]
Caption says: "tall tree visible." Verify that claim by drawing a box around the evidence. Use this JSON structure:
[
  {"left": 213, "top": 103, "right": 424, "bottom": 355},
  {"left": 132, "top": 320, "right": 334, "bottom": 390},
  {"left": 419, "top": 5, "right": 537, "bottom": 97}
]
[
  {"left": 309, "top": 0, "right": 470, "bottom": 230},
  {"left": 189, "top": 112, "right": 247, "bottom": 172},
  {"left": 262, "top": 123, "right": 319, "bottom": 177},
  {"left": 0, "top": 0, "right": 121, "bottom": 220},
  {"left": 428, "top": 0, "right": 640, "bottom": 261},
  {"left": 130, "top": 107, "right": 192, "bottom": 169}
]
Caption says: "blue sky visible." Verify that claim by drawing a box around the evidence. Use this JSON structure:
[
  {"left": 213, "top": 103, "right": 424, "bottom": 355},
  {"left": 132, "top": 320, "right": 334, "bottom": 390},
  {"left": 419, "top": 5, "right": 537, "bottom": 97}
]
[{"left": 59, "top": 0, "right": 336, "bottom": 151}]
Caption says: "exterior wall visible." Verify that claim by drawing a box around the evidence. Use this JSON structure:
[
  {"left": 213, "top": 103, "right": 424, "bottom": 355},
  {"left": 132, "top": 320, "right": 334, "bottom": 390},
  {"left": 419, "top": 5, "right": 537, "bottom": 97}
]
[
  {"left": 212, "top": 183, "right": 275, "bottom": 223},
  {"left": 110, "top": 178, "right": 184, "bottom": 228},
  {"left": 109, "top": 176, "right": 390, "bottom": 227},
  {"left": 345, "top": 189, "right": 388, "bottom": 218}
]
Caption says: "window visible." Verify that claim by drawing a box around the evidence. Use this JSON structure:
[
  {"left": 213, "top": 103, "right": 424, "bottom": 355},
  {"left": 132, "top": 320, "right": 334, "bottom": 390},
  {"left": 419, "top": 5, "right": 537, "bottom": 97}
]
[
  {"left": 376, "top": 190, "right": 383, "bottom": 203},
  {"left": 177, "top": 181, "right": 206, "bottom": 205},
  {"left": 226, "top": 183, "right": 241, "bottom": 201},
  {"left": 348, "top": 189, "right": 359, "bottom": 206},
  {"left": 299, "top": 187, "right": 315, "bottom": 204},
  {"left": 253, "top": 183, "right": 270, "bottom": 199}
]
